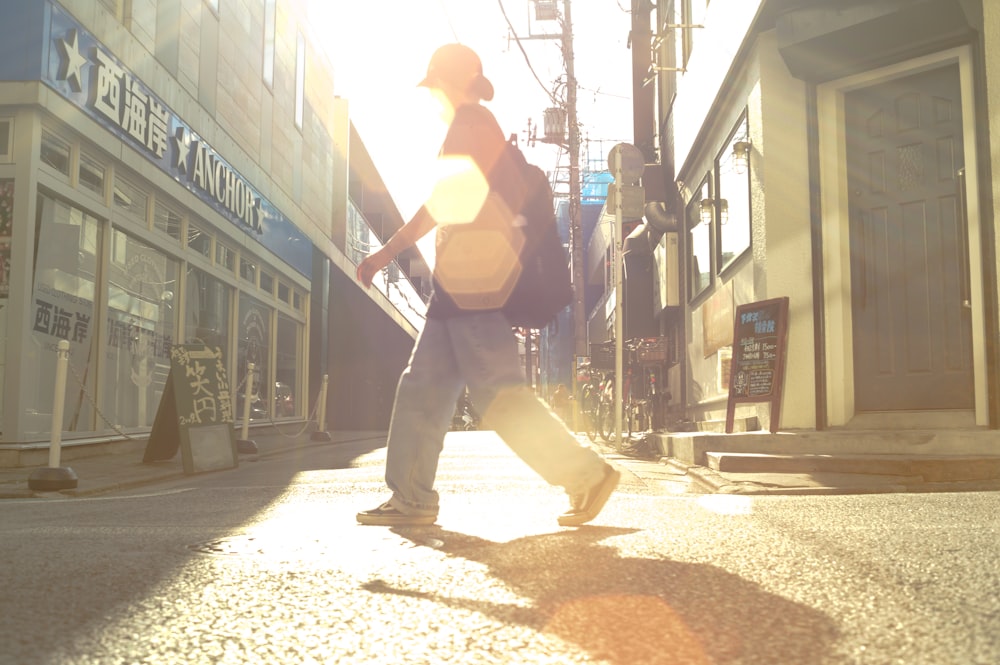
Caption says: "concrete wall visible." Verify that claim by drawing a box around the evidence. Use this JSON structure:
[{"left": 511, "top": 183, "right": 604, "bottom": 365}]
[
  {"left": 672, "top": 22, "right": 816, "bottom": 430},
  {"left": 58, "top": 0, "right": 340, "bottom": 253}
]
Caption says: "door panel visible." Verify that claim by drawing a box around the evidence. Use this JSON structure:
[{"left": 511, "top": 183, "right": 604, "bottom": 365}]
[{"left": 846, "top": 64, "right": 973, "bottom": 411}]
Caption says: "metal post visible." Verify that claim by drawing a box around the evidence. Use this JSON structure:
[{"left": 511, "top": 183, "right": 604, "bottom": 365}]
[
  {"left": 235, "top": 363, "right": 258, "bottom": 455},
  {"left": 28, "top": 340, "right": 78, "bottom": 491},
  {"left": 48, "top": 340, "right": 69, "bottom": 468},
  {"left": 311, "top": 374, "right": 332, "bottom": 441},
  {"left": 525, "top": 330, "right": 534, "bottom": 390},
  {"left": 563, "top": 0, "right": 590, "bottom": 442},
  {"left": 612, "top": 150, "right": 624, "bottom": 449},
  {"left": 563, "top": 2, "right": 586, "bottom": 358}
]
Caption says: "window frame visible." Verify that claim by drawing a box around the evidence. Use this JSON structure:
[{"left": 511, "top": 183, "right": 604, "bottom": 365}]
[
  {"left": 686, "top": 173, "right": 713, "bottom": 303},
  {"left": 714, "top": 113, "right": 752, "bottom": 276},
  {"left": 0, "top": 118, "right": 12, "bottom": 162},
  {"left": 40, "top": 130, "right": 71, "bottom": 178}
]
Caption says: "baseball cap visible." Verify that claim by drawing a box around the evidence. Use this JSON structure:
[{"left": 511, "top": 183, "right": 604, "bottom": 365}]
[{"left": 418, "top": 43, "right": 495, "bottom": 101}]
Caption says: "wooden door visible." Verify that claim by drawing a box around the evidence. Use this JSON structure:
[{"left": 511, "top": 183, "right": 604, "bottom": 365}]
[{"left": 845, "top": 64, "right": 973, "bottom": 411}]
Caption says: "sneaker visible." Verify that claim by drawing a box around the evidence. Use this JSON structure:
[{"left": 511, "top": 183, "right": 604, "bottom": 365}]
[
  {"left": 558, "top": 464, "right": 621, "bottom": 527},
  {"left": 356, "top": 501, "right": 437, "bottom": 527}
]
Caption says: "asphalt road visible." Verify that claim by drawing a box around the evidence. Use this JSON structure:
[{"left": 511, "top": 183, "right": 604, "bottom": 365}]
[{"left": 2, "top": 431, "right": 998, "bottom": 664}]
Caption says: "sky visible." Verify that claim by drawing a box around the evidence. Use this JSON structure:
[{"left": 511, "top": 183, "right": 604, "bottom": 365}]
[{"left": 306, "top": 0, "right": 636, "bottom": 226}]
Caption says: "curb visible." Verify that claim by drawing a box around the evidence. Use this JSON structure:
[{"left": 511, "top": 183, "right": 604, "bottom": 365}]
[
  {"left": 659, "top": 456, "right": 1000, "bottom": 495},
  {"left": 0, "top": 432, "right": 387, "bottom": 500},
  {"left": 671, "top": 457, "right": 911, "bottom": 495}
]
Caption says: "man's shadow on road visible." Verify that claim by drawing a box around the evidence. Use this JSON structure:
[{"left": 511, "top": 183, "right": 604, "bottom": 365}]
[{"left": 362, "top": 526, "right": 839, "bottom": 665}]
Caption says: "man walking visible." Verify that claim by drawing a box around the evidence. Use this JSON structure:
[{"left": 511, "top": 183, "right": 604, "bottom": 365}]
[{"left": 355, "top": 43, "right": 618, "bottom": 528}]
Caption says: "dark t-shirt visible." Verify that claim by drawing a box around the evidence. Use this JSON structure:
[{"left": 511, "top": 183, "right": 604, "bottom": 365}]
[{"left": 426, "top": 104, "right": 516, "bottom": 319}]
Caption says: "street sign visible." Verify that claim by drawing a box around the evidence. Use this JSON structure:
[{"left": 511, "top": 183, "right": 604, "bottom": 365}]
[
  {"left": 607, "top": 143, "right": 645, "bottom": 183},
  {"left": 725, "top": 297, "right": 790, "bottom": 433},
  {"left": 143, "top": 343, "right": 238, "bottom": 474},
  {"left": 606, "top": 183, "right": 646, "bottom": 218}
]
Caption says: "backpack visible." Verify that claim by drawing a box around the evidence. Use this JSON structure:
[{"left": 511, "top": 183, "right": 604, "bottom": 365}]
[{"left": 493, "top": 137, "right": 573, "bottom": 328}]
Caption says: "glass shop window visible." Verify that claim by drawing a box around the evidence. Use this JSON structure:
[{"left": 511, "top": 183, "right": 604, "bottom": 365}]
[
  {"left": 237, "top": 293, "right": 271, "bottom": 422},
  {"left": 184, "top": 265, "right": 231, "bottom": 357},
  {"left": 78, "top": 152, "right": 106, "bottom": 198},
  {"left": 239, "top": 256, "right": 256, "bottom": 284},
  {"left": 216, "top": 242, "right": 235, "bottom": 271},
  {"left": 153, "top": 199, "right": 182, "bottom": 242},
  {"left": 40, "top": 131, "right": 71, "bottom": 177},
  {"left": 716, "top": 114, "right": 751, "bottom": 274},
  {"left": 113, "top": 176, "right": 148, "bottom": 226},
  {"left": 274, "top": 313, "right": 301, "bottom": 418},
  {"left": 687, "top": 176, "right": 712, "bottom": 302},
  {"left": 105, "top": 228, "right": 178, "bottom": 428},
  {"left": 187, "top": 221, "right": 212, "bottom": 259},
  {"left": 28, "top": 194, "right": 101, "bottom": 435},
  {"left": 259, "top": 269, "right": 274, "bottom": 296},
  {"left": 0, "top": 118, "right": 12, "bottom": 161}
]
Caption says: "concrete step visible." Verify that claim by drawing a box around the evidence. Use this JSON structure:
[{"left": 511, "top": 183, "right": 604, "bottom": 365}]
[
  {"left": 651, "top": 429, "right": 1000, "bottom": 466},
  {"left": 705, "top": 452, "right": 1000, "bottom": 483},
  {"left": 693, "top": 417, "right": 760, "bottom": 433}
]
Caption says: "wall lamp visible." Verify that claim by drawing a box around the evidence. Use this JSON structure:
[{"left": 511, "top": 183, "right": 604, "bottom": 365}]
[
  {"left": 732, "top": 140, "right": 751, "bottom": 175},
  {"left": 699, "top": 197, "right": 714, "bottom": 226}
]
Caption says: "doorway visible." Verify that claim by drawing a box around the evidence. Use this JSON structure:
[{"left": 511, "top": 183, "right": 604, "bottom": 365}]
[{"left": 843, "top": 64, "right": 974, "bottom": 411}]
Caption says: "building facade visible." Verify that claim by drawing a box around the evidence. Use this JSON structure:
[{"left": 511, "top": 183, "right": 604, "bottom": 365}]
[
  {"left": 0, "top": 0, "right": 425, "bottom": 457},
  {"left": 626, "top": 0, "right": 999, "bottom": 433}
]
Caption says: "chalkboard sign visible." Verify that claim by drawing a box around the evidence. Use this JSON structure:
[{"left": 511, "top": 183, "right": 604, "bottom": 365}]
[
  {"left": 725, "top": 297, "right": 789, "bottom": 433},
  {"left": 143, "top": 344, "right": 238, "bottom": 474}
]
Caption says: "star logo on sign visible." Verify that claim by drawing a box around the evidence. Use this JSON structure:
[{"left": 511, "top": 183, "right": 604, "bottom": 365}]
[
  {"left": 251, "top": 201, "right": 264, "bottom": 234},
  {"left": 171, "top": 126, "right": 192, "bottom": 174},
  {"left": 56, "top": 28, "right": 88, "bottom": 93}
]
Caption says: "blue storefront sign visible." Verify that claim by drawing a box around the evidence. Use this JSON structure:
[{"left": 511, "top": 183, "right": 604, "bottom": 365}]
[{"left": 40, "top": 2, "right": 312, "bottom": 278}]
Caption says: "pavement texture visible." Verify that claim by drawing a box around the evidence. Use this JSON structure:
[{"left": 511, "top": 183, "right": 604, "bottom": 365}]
[{"left": 3, "top": 425, "right": 1000, "bottom": 499}]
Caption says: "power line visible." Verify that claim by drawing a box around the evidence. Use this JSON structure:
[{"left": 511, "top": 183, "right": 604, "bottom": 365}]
[
  {"left": 496, "top": 0, "right": 561, "bottom": 107},
  {"left": 437, "top": 0, "right": 462, "bottom": 41},
  {"left": 577, "top": 84, "right": 630, "bottom": 100}
]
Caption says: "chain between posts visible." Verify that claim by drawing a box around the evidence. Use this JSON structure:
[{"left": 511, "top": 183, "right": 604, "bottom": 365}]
[{"left": 61, "top": 350, "right": 321, "bottom": 442}]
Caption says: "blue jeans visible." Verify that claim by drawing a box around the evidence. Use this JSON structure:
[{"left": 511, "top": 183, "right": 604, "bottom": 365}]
[{"left": 384, "top": 311, "right": 608, "bottom": 516}]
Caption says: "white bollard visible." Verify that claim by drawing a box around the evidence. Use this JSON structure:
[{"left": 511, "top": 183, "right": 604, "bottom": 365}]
[
  {"left": 48, "top": 340, "right": 70, "bottom": 468},
  {"left": 235, "top": 363, "right": 258, "bottom": 455},
  {"left": 28, "top": 340, "right": 78, "bottom": 491},
  {"left": 311, "top": 373, "right": 332, "bottom": 441}
]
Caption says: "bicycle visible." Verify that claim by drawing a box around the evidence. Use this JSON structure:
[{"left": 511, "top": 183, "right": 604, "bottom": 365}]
[
  {"left": 631, "top": 337, "right": 672, "bottom": 433},
  {"left": 597, "top": 363, "right": 639, "bottom": 445},
  {"left": 577, "top": 363, "right": 602, "bottom": 442},
  {"left": 597, "top": 337, "right": 674, "bottom": 445}
]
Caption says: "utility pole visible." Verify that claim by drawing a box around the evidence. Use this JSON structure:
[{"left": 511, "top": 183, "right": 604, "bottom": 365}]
[
  {"left": 520, "top": 1, "right": 584, "bottom": 424},
  {"left": 562, "top": 0, "right": 586, "bottom": 361}
]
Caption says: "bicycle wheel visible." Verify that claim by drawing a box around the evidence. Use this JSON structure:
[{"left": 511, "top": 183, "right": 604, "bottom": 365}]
[
  {"left": 584, "top": 404, "right": 598, "bottom": 442},
  {"left": 581, "top": 387, "right": 598, "bottom": 442},
  {"left": 598, "top": 402, "right": 616, "bottom": 443},
  {"left": 639, "top": 404, "right": 651, "bottom": 433}
]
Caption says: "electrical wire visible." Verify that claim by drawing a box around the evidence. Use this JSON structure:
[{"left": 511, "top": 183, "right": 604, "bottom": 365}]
[
  {"left": 577, "top": 84, "right": 630, "bottom": 100},
  {"left": 496, "top": 0, "right": 561, "bottom": 107},
  {"left": 437, "top": 0, "right": 462, "bottom": 41}
]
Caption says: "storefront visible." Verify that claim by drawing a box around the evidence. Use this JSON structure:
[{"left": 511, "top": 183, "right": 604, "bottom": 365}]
[
  {"left": 0, "top": 3, "right": 311, "bottom": 445},
  {"left": 640, "top": 0, "right": 999, "bottom": 432}
]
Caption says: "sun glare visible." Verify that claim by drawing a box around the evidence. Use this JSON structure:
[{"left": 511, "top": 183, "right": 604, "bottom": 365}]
[
  {"left": 424, "top": 156, "right": 490, "bottom": 226},
  {"left": 696, "top": 494, "right": 755, "bottom": 515}
]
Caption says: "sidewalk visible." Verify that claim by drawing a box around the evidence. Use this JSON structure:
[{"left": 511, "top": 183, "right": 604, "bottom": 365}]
[
  {"left": 0, "top": 427, "right": 389, "bottom": 499},
  {"left": 5, "top": 426, "right": 999, "bottom": 500},
  {"left": 596, "top": 432, "right": 1000, "bottom": 496}
]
